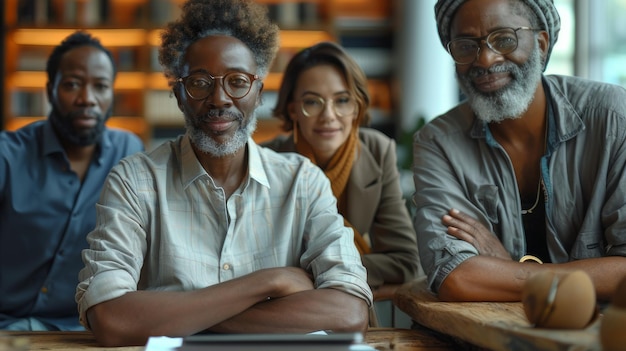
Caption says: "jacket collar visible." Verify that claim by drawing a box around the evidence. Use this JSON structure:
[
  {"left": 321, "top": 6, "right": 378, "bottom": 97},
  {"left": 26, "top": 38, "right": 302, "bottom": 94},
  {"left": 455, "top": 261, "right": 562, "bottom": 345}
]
[{"left": 469, "top": 76, "right": 585, "bottom": 146}]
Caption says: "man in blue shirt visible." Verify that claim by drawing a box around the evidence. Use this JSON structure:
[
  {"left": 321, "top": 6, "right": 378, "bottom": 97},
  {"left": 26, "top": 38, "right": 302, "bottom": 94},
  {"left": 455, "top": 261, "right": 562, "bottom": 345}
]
[{"left": 0, "top": 31, "right": 144, "bottom": 330}]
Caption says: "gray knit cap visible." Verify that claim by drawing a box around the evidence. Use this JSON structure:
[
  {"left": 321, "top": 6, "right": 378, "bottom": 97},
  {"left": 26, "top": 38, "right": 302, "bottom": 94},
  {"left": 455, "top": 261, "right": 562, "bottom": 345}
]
[{"left": 435, "top": 0, "right": 560, "bottom": 70}]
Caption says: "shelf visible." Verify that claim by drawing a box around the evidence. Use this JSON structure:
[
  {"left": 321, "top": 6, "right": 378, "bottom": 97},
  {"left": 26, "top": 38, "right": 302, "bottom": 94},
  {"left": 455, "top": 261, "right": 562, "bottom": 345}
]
[
  {"left": 3, "top": 0, "right": 394, "bottom": 143},
  {"left": 9, "top": 71, "right": 158, "bottom": 90},
  {"left": 12, "top": 28, "right": 332, "bottom": 49},
  {"left": 5, "top": 116, "right": 149, "bottom": 135},
  {"left": 10, "top": 71, "right": 286, "bottom": 92},
  {"left": 11, "top": 28, "right": 148, "bottom": 46},
  {"left": 333, "top": 0, "right": 392, "bottom": 19}
]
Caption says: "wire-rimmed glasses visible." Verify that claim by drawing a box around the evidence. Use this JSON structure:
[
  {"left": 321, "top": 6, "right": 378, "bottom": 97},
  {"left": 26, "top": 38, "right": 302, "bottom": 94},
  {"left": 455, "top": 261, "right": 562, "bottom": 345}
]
[
  {"left": 446, "top": 27, "right": 537, "bottom": 65},
  {"left": 297, "top": 94, "right": 358, "bottom": 118},
  {"left": 177, "top": 71, "right": 260, "bottom": 100}
]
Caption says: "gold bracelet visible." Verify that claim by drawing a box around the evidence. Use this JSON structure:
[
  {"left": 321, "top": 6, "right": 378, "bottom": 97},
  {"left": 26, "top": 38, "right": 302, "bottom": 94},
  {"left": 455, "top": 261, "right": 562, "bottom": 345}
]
[{"left": 519, "top": 255, "right": 543, "bottom": 264}]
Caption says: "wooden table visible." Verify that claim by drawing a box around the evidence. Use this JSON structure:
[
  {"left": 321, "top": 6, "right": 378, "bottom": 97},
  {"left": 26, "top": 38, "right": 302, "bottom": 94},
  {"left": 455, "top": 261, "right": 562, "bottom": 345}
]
[
  {"left": 394, "top": 279, "right": 602, "bottom": 351},
  {"left": 0, "top": 328, "right": 456, "bottom": 351}
]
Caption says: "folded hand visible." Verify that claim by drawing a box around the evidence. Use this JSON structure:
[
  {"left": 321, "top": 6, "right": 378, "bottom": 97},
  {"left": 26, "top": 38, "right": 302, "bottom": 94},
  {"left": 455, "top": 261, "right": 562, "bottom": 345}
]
[{"left": 442, "top": 208, "right": 512, "bottom": 260}]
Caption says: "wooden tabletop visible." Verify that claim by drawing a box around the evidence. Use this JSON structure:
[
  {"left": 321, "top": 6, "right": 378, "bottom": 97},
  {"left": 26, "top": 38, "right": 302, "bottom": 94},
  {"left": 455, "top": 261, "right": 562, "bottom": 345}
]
[
  {"left": 394, "top": 279, "right": 602, "bottom": 351},
  {"left": 0, "top": 328, "right": 456, "bottom": 351}
]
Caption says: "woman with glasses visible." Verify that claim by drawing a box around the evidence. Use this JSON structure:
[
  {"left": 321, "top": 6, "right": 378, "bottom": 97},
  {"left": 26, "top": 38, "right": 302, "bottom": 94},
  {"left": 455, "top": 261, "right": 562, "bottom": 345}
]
[{"left": 264, "top": 42, "right": 422, "bottom": 306}]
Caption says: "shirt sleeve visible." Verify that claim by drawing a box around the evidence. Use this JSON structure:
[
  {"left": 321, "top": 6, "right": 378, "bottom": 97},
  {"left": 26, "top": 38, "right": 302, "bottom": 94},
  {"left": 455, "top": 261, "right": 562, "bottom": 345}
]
[
  {"left": 297, "top": 162, "right": 373, "bottom": 307},
  {"left": 412, "top": 124, "right": 482, "bottom": 294},
  {"left": 75, "top": 157, "right": 147, "bottom": 329},
  {"left": 600, "top": 94, "right": 626, "bottom": 257}
]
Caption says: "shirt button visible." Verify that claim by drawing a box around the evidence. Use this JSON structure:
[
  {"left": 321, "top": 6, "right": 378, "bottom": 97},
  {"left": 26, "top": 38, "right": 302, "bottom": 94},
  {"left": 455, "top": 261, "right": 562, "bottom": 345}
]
[
  {"left": 222, "top": 263, "right": 231, "bottom": 270},
  {"left": 41, "top": 286, "right": 48, "bottom": 294}
]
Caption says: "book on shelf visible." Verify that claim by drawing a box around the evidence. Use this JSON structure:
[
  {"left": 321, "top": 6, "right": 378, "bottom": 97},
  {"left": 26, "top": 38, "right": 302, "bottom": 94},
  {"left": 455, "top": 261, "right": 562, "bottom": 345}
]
[
  {"left": 10, "top": 91, "right": 49, "bottom": 117},
  {"left": 144, "top": 90, "right": 182, "bottom": 124},
  {"left": 17, "top": 0, "right": 104, "bottom": 26},
  {"left": 266, "top": 2, "right": 320, "bottom": 29}
]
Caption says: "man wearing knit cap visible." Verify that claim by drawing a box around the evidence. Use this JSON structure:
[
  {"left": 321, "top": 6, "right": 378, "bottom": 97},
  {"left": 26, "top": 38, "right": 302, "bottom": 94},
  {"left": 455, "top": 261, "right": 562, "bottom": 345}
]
[{"left": 413, "top": 0, "right": 626, "bottom": 302}]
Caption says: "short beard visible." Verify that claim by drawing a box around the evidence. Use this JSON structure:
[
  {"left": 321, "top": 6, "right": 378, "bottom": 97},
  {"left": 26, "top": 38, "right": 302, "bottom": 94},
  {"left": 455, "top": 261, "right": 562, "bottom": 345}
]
[
  {"left": 456, "top": 43, "right": 543, "bottom": 123},
  {"left": 49, "top": 107, "right": 110, "bottom": 146},
  {"left": 185, "top": 109, "right": 257, "bottom": 158}
]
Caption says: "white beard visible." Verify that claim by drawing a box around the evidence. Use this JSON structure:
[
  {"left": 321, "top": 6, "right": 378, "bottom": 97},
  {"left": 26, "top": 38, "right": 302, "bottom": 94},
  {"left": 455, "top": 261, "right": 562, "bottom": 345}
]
[
  {"left": 185, "top": 111, "right": 257, "bottom": 158},
  {"left": 456, "top": 44, "right": 544, "bottom": 123}
]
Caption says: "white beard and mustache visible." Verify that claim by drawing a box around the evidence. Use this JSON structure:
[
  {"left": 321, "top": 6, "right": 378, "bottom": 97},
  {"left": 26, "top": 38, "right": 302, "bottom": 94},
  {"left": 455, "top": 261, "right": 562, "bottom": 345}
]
[
  {"left": 184, "top": 109, "right": 257, "bottom": 158},
  {"left": 456, "top": 43, "right": 544, "bottom": 123}
]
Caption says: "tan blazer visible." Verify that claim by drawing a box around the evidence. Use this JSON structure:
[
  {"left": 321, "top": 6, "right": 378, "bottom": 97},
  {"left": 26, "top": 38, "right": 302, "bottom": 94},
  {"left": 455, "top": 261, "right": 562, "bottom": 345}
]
[{"left": 263, "top": 127, "right": 422, "bottom": 288}]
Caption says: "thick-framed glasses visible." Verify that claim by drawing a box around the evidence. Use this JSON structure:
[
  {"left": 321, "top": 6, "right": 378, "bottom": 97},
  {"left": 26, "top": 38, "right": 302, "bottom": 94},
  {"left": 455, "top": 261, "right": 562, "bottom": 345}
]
[
  {"left": 446, "top": 27, "right": 537, "bottom": 65},
  {"left": 297, "top": 94, "right": 357, "bottom": 118},
  {"left": 177, "top": 71, "right": 260, "bottom": 100}
]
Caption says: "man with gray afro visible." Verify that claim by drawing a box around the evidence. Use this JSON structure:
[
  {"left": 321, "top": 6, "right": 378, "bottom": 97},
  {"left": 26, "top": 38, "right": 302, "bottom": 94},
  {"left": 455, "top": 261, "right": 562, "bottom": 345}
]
[
  {"left": 75, "top": 0, "right": 372, "bottom": 346},
  {"left": 412, "top": 0, "right": 626, "bottom": 303}
]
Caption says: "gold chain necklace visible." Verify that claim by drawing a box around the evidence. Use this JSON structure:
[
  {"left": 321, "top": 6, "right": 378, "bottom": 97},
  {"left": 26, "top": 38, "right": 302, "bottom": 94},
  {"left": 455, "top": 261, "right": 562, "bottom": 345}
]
[
  {"left": 521, "top": 179, "right": 543, "bottom": 215},
  {"left": 521, "top": 123, "right": 548, "bottom": 215}
]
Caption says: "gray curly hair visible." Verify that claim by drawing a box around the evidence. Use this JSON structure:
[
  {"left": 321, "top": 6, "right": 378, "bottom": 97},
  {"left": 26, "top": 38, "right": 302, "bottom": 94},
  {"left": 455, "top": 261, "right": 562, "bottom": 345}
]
[{"left": 158, "top": 0, "right": 280, "bottom": 85}]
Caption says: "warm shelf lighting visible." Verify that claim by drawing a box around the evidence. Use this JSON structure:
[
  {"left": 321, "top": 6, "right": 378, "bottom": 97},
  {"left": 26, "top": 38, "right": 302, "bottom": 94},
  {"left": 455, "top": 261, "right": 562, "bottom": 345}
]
[
  {"left": 10, "top": 71, "right": 152, "bottom": 90},
  {"left": 6, "top": 117, "right": 147, "bottom": 136},
  {"left": 147, "top": 73, "right": 170, "bottom": 90},
  {"left": 148, "top": 30, "right": 163, "bottom": 46},
  {"left": 147, "top": 30, "right": 333, "bottom": 48},
  {"left": 10, "top": 71, "right": 43, "bottom": 89},
  {"left": 263, "top": 73, "right": 283, "bottom": 91},
  {"left": 12, "top": 29, "right": 147, "bottom": 46},
  {"left": 278, "top": 30, "right": 334, "bottom": 48},
  {"left": 115, "top": 72, "right": 148, "bottom": 90}
]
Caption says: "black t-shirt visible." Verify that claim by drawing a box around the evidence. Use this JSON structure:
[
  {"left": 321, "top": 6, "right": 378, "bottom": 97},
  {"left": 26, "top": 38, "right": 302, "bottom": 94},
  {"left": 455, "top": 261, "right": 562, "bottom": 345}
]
[{"left": 521, "top": 191, "right": 551, "bottom": 263}]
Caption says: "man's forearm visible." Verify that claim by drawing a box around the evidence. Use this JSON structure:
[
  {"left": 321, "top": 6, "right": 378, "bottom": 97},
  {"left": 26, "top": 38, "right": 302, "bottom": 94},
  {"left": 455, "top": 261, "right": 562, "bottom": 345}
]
[
  {"left": 439, "top": 256, "right": 626, "bottom": 302},
  {"left": 87, "top": 270, "right": 286, "bottom": 347},
  {"left": 208, "top": 288, "right": 369, "bottom": 334}
]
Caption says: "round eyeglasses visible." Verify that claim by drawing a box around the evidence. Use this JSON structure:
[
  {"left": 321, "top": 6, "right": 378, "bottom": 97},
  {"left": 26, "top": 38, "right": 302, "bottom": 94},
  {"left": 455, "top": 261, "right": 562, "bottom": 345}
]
[
  {"left": 297, "top": 94, "right": 358, "bottom": 118},
  {"left": 446, "top": 27, "right": 537, "bottom": 65},
  {"left": 177, "top": 71, "right": 260, "bottom": 100}
]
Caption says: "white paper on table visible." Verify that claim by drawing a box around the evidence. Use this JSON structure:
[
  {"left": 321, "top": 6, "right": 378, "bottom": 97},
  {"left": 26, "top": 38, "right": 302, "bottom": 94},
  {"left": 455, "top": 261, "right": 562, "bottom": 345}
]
[
  {"left": 145, "top": 336, "right": 183, "bottom": 351},
  {"left": 145, "top": 332, "right": 377, "bottom": 351}
]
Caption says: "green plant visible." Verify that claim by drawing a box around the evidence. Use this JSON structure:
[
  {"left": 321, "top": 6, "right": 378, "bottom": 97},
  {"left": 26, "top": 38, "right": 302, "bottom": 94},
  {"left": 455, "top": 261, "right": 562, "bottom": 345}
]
[{"left": 397, "top": 116, "right": 427, "bottom": 171}]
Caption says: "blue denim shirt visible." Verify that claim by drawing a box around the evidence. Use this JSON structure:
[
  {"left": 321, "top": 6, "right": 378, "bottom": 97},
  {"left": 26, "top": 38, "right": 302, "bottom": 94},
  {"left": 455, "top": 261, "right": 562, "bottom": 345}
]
[
  {"left": 0, "top": 120, "right": 143, "bottom": 330},
  {"left": 413, "top": 75, "right": 626, "bottom": 294}
]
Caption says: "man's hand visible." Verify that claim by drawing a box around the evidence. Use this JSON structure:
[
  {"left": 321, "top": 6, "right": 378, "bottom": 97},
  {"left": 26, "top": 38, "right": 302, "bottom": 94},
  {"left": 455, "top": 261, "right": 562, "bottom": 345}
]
[
  {"left": 267, "top": 267, "right": 315, "bottom": 299},
  {"left": 442, "top": 208, "right": 512, "bottom": 260}
]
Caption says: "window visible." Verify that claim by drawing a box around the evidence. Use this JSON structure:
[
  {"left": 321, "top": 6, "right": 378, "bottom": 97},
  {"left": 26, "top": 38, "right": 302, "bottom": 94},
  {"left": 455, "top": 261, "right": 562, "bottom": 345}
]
[{"left": 545, "top": 0, "right": 574, "bottom": 76}]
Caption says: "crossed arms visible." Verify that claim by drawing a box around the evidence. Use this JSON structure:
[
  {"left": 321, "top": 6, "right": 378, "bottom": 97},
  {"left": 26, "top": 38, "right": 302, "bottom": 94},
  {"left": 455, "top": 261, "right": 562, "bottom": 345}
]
[
  {"left": 439, "top": 209, "right": 626, "bottom": 302},
  {"left": 86, "top": 267, "right": 368, "bottom": 346}
]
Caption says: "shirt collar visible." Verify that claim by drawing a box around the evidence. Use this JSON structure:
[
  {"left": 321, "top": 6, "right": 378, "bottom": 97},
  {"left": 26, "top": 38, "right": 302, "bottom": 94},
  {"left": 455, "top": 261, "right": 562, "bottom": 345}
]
[
  {"left": 41, "top": 119, "right": 107, "bottom": 165},
  {"left": 469, "top": 76, "right": 585, "bottom": 147},
  {"left": 542, "top": 76, "right": 585, "bottom": 144},
  {"left": 247, "top": 139, "right": 270, "bottom": 188},
  {"left": 42, "top": 119, "right": 66, "bottom": 157},
  {"left": 180, "top": 135, "right": 270, "bottom": 190}
]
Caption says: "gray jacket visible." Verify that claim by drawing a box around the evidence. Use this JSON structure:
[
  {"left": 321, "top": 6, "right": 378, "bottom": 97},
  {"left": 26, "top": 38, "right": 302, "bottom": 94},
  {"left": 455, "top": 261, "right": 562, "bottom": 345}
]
[{"left": 413, "top": 75, "right": 626, "bottom": 293}]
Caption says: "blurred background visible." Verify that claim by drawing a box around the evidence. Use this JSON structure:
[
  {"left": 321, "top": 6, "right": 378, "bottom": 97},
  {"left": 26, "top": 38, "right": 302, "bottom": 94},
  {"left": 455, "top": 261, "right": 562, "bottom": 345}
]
[{"left": 2, "top": 0, "right": 625, "bottom": 150}]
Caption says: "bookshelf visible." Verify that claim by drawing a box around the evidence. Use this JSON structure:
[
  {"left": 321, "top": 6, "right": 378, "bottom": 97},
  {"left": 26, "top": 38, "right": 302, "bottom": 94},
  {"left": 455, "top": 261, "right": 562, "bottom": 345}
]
[{"left": 2, "top": 0, "right": 394, "bottom": 147}]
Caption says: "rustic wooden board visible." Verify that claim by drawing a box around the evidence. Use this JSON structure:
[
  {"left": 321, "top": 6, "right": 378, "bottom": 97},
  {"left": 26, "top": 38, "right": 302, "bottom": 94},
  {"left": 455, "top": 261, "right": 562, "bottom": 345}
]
[
  {"left": 393, "top": 279, "right": 602, "bottom": 351},
  {"left": 0, "top": 329, "right": 457, "bottom": 351}
]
